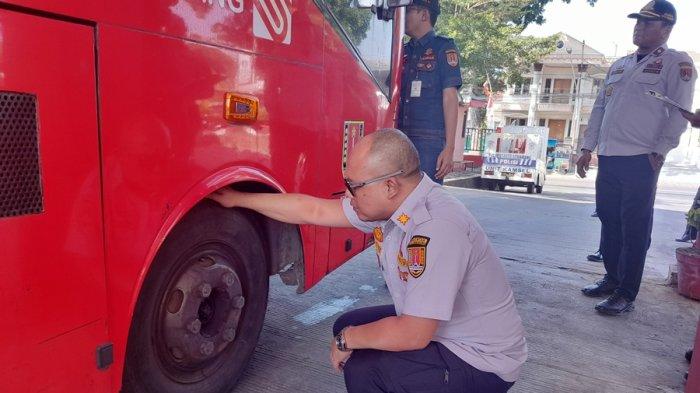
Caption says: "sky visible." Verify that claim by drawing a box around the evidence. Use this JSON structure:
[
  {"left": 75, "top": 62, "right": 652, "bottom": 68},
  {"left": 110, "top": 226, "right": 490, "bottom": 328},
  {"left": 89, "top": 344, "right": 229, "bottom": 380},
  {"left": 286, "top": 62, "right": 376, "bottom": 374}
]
[{"left": 522, "top": 0, "right": 700, "bottom": 57}]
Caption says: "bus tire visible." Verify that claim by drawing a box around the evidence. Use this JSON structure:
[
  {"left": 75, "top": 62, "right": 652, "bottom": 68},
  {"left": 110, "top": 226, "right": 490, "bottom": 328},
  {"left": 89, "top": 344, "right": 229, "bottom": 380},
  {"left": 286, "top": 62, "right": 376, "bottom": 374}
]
[
  {"left": 536, "top": 185, "right": 543, "bottom": 194},
  {"left": 526, "top": 184, "right": 534, "bottom": 194},
  {"left": 123, "top": 201, "right": 268, "bottom": 393},
  {"left": 497, "top": 182, "right": 506, "bottom": 192}
]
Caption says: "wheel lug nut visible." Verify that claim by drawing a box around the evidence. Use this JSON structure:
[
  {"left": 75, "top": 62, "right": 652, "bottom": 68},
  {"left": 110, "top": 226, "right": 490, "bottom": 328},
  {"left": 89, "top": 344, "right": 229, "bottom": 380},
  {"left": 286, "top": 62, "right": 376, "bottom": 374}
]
[
  {"left": 223, "top": 273, "right": 236, "bottom": 286},
  {"left": 171, "top": 347, "right": 184, "bottom": 360},
  {"left": 198, "top": 283, "right": 212, "bottom": 298},
  {"left": 200, "top": 341, "right": 214, "bottom": 356},
  {"left": 223, "top": 328, "right": 236, "bottom": 342},
  {"left": 187, "top": 319, "right": 201, "bottom": 334},
  {"left": 234, "top": 296, "right": 245, "bottom": 308}
]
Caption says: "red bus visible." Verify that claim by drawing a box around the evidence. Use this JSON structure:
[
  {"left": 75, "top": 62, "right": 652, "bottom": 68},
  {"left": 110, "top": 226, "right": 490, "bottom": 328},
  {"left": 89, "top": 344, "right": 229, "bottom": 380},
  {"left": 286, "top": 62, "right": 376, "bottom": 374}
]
[{"left": 0, "top": 0, "right": 406, "bottom": 391}]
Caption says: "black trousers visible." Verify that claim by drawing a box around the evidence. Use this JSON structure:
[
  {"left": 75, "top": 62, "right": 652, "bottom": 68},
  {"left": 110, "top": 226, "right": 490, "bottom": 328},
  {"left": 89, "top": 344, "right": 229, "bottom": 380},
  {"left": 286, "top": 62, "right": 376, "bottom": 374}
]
[
  {"left": 596, "top": 155, "right": 660, "bottom": 301},
  {"left": 333, "top": 305, "right": 514, "bottom": 393}
]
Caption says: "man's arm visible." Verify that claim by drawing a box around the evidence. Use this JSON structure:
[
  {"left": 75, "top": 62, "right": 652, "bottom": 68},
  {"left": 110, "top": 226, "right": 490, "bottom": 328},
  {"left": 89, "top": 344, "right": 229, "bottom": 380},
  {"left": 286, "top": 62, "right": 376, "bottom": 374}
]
[
  {"left": 436, "top": 87, "right": 459, "bottom": 178},
  {"left": 344, "top": 314, "right": 438, "bottom": 352},
  {"left": 580, "top": 76, "right": 608, "bottom": 153},
  {"left": 654, "top": 56, "right": 697, "bottom": 156},
  {"left": 208, "top": 188, "right": 352, "bottom": 228}
]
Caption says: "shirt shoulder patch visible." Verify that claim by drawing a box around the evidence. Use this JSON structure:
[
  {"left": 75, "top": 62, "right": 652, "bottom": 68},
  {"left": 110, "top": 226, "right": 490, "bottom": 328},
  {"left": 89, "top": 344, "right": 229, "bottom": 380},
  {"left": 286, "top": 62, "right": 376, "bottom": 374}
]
[
  {"left": 445, "top": 49, "right": 459, "bottom": 67},
  {"left": 407, "top": 235, "right": 430, "bottom": 278},
  {"left": 680, "top": 62, "right": 694, "bottom": 82}
]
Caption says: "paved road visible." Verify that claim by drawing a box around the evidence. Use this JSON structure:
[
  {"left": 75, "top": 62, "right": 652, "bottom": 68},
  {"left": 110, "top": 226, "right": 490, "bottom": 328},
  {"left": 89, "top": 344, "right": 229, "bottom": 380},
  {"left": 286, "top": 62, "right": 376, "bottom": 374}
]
[{"left": 234, "top": 171, "right": 700, "bottom": 393}]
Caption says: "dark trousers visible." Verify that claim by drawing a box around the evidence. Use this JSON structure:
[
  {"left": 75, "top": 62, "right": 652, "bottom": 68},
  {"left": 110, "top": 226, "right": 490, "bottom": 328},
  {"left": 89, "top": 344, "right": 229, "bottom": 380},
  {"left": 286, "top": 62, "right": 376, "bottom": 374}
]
[
  {"left": 596, "top": 155, "right": 660, "bottom": 301},
  {"left": 333, "top": 305, "right": 514, "bottom": 393},
  {"left": 405, "top": 134, "right": 445, "bottom": 185}
]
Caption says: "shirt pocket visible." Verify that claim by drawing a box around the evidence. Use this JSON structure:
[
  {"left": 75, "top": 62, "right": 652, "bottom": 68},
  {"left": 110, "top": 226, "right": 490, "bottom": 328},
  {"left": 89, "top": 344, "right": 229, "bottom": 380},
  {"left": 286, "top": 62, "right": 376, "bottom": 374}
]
[{"left": 634, "top": 72, "right": 661, "bottom": 85}]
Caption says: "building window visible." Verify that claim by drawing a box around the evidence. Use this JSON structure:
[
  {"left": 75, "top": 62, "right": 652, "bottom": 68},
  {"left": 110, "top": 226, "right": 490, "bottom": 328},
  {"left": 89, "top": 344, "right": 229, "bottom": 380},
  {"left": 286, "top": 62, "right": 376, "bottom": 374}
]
[{"left": 538, "top": 118, "right": 546, "bottom": 127}]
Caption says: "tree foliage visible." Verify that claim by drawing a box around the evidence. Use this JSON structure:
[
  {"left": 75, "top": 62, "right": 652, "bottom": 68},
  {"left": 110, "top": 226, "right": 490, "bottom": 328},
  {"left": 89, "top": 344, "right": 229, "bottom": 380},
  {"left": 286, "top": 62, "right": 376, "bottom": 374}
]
[{"left": 436, "top": 0, "right": 597, "bottom": 91}]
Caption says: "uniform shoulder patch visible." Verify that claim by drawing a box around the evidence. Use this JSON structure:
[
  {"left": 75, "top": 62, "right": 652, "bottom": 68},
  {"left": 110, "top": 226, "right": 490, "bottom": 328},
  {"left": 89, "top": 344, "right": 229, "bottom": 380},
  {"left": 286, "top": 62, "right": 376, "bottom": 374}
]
[
  {"left": 406, "top": 235, "right": 430, "bottom": 278},
  {"left": 680, "top": 62, "right": 694, "bottom": 82},
  {"left": 445, "top": 49, "right": 459, "bottom": 67}
]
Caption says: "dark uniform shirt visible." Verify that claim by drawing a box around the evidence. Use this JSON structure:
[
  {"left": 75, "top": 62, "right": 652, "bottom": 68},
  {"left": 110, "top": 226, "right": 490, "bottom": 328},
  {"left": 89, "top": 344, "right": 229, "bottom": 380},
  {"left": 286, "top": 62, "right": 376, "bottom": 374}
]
[{"left": 398, "top": 30, "right": 463, "bottom": 139}]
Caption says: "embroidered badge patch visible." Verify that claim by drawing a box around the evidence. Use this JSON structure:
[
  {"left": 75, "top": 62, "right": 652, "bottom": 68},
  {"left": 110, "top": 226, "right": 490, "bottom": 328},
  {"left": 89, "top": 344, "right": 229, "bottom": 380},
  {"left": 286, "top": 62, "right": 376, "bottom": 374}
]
[
  {"left": 680, "top": 62, "right": 694, "bottom": 82},
  {"left": 611, "top": 68, "right": 624, "bottom": 75},
  {"left": 407, "top": 235, "right": 430, "bottom": 278},
  {"left": 397, "top": 213, "right": 410, "bottom": 225},
  {"left": 445, "top": 50, "right": 459, "bottom": 67},
  {"left": 373, "top": 227, "right": 383, "bottom": 254},
  {"left": 653, "top": 47, "right": 665, "bottom": 57},
  {"left": 417, "top": 61, "right": 436, "bottom": 71},
  {"left": 421, "top": 48, "right": 436, "bottom": 61},
  {"left": 397, "top": 266, "right": 409, "bottom": 282}
]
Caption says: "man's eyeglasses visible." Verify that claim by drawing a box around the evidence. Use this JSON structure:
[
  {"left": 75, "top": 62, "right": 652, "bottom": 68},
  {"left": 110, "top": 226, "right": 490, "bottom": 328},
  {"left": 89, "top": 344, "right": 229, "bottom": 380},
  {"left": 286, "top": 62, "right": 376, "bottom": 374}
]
[{"left": 344, "top": 170, "right": 404, "bottom": 197}]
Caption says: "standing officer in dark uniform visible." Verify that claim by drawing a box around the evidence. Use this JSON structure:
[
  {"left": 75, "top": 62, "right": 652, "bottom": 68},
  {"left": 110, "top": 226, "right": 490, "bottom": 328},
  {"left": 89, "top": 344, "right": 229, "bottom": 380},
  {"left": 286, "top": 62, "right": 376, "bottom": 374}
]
[
  {"left": 577, "top": 0, "right": 696, "bottom": 315},
  {"left": 398, "top": 0, "right": 462, "bottom": 184}
]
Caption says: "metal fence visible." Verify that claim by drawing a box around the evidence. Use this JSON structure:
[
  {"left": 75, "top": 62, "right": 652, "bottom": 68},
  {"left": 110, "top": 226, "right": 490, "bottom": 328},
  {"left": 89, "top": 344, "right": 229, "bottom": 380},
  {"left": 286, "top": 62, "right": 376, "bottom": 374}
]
[{"left": 463, "top": 127, "right": 494, "bottom": 153}]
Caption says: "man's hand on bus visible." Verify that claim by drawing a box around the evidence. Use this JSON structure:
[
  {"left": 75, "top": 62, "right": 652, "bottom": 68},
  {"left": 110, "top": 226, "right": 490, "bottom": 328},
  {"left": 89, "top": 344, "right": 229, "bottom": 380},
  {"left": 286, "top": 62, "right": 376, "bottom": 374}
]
[
  {"left": 208, "top": 187, "right": 242, "bottom": 208},
  {"left": 435, "top": 146, "right": 454, "bottom": 179},
  {"left": 576, "top": 149, "right": 592, "bottom": 178}
]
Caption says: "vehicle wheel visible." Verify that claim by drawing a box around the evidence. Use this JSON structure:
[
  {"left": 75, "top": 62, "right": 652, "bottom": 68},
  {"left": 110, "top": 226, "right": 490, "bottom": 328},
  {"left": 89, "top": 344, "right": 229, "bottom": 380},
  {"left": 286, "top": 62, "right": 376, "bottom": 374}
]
[
  {"left": 497, "top": 183, "right": 506, "bottom": 191},
  {"left": 536, "top": 185, "right": 543, "bottom": 194},
  {"left": 486, "top": 181, "right": 496, "bottom": 191},
  {"left": 526, "top": 184, "right": 534, "bottom": 194},
  {"left": 123, "top": 201, "right": 268, "bottom": 393}
]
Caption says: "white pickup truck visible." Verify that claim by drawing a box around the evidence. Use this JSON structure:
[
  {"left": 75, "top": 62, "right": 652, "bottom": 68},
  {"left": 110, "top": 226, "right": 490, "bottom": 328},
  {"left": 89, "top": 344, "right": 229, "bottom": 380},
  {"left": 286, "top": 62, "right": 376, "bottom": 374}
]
[{"left": 481, "top": 126, "right": 549, "bottom": 193}]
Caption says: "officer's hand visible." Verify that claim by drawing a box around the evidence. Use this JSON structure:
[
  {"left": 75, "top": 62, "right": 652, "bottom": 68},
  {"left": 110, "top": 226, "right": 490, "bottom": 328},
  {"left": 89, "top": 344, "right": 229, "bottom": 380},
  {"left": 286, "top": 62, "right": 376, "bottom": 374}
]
[
  {"left": 576, "top": 151, "right": 591, "bottom": 178},
  {"left": 648, "top": 153, "right": 664, "bottom": 172},
  {"left": 329, "top": 340, "right": 352, "bottom": 373},
  {"left": 435, "top": 147, "right": 454, "bottom": 179},
  {"left": 207, "top": 187, "right": 242, "bottom": 208},
  {"left": 682, "top": 109, "right": 700, "bottom": 128}
]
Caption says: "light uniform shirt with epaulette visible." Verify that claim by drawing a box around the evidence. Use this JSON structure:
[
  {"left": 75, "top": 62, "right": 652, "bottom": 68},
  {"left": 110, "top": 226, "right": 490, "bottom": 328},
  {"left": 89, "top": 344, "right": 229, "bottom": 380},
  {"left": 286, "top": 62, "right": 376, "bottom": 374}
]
[
  {"left": 582, "top": 45, "right": 696, "bottom": 156},
  {"left": 341, "top": 174, "right": 527, "bottom": 382}
]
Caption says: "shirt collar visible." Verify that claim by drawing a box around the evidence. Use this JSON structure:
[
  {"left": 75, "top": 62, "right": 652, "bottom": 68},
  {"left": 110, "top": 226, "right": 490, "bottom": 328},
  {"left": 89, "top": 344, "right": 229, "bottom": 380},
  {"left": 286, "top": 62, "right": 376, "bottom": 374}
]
[
  {"left": 388, "top": 173, "right": 436, "bottom": 232},
  {"left": 636, "top": 44, "right": 668, "bottom": 60},
  {"left": 410, "top": 30, "right": 436, "bottom": 48}
]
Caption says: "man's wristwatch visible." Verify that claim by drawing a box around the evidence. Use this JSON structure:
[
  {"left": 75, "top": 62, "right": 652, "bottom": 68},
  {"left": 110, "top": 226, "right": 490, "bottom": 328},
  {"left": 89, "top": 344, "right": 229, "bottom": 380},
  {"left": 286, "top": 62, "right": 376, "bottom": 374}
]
[
  {"left": 581, "top": 148, "right": 592, "bottom": 154},
  {"left": 334, "top": 327, "right": 352, "bottom": 352}
]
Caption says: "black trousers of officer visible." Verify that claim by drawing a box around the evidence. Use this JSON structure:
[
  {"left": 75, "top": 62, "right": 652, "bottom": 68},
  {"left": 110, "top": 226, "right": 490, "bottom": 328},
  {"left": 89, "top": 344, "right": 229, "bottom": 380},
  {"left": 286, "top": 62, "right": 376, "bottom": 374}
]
[
  {"left": 596, "top": 155, "right": 660, "bottom": 301},
  {"left": 333, "top": 305, "right": 514, "bottom": 393}
]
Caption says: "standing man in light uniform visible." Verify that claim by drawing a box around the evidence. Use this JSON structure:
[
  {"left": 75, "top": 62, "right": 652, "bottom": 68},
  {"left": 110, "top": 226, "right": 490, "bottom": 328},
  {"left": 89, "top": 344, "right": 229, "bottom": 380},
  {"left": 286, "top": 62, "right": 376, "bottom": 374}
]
[
  {"left": 398, "top": 0, "right": 462, "bottom": 184},
  {"left": 209, "top": 129, "right": 527, "bottom": 392},
  {"left": 577, "top": 0, "right": 696, "bottom": 315}
]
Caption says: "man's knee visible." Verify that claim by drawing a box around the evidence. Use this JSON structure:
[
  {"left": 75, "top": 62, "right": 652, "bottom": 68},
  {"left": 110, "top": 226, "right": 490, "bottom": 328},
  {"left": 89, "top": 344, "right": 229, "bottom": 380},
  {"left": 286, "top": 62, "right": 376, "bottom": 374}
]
[{"left": 344, "top": 350, "right": 384, "bottom": 392}]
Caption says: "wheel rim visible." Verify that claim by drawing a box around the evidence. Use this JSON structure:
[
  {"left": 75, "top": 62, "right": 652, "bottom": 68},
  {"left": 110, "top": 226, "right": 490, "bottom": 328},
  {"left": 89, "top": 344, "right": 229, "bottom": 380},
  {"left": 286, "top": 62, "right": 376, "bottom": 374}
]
[{"left": 155, "top": 245, "right": 247, "bottom": 383}]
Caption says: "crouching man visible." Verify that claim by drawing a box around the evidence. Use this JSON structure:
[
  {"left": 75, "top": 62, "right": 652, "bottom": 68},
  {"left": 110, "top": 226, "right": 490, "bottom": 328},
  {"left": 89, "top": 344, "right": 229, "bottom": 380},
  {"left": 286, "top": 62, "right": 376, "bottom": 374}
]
[{"left": 209, "top": 129, "right": 526, "bottom": 392}]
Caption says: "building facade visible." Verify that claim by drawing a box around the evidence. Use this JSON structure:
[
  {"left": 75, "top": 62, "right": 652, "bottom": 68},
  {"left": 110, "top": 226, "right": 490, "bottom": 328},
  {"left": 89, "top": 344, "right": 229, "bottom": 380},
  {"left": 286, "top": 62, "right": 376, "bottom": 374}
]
[{"left": 488, "top": 33, "right": 612, "bottom": 153}]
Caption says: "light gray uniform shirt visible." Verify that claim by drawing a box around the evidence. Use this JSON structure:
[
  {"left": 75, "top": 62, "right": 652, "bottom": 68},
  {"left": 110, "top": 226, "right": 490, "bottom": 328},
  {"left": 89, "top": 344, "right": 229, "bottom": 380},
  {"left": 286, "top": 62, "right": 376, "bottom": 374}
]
[
  {"left": 582, "top": 45, "right": 696, "bottom": 156},
  {"left": 342, "top": 175, "right": 527, "bottom": 382}
]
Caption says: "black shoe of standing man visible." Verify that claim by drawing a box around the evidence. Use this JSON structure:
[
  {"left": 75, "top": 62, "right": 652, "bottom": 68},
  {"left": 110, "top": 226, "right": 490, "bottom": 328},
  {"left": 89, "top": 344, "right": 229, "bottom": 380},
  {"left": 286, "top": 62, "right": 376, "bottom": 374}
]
[
  {"left": 595, "top": 291, "right": 634, "bottom": 315},
  {"left": 587, "top": 250, "right": 603, "bottom": 262},
  {"left": 581, "top": 277, "right": 617, "bottom": 297}
]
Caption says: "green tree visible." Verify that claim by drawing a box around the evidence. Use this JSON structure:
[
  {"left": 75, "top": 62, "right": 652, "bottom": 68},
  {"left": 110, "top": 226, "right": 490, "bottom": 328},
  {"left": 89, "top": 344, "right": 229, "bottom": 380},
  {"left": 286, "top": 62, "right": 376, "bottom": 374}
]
[{"left": 436, "top": 0, "right": 597, "bottom": 91}]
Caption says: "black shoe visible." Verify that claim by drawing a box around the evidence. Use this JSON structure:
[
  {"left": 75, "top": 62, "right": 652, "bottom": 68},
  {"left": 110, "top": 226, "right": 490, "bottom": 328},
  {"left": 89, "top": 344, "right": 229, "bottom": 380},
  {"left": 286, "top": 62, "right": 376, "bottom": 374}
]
[
  {"left": 686, "top": 349, "right": 693, "bottom": 363},
  {"left": 677, "top": 233, "right": 692, "bottom": 242},
  {"left": 582, "top": 278, "right": 617, "bottom": 297},
  {"left": 595, "top": 292, "right": 634, "bottom": 315},
  {"left": 587, "top": 251, "right": 603, "bottom": 262}
]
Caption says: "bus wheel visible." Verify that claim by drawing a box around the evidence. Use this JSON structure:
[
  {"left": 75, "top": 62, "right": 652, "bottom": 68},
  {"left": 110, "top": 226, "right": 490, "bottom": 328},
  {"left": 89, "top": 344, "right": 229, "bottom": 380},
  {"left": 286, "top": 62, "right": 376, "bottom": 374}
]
[
  {"left": 526, "top": 184, "right": 534, "bottom": 194},
  {"left": 486, "top": 181, "right": 496, "bottom": 191},
  {"left": 497, "top": 183, "right": 506, "bottom": 192},
  {"left": 123, "top": 201, "right": 268, "bottom": 393}
]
